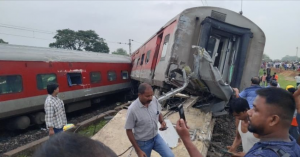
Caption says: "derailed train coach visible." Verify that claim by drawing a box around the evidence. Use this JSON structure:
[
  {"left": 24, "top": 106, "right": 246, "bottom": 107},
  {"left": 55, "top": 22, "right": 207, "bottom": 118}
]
[{"left": 131, "top": 7, "right": 265, "bottom": 112}]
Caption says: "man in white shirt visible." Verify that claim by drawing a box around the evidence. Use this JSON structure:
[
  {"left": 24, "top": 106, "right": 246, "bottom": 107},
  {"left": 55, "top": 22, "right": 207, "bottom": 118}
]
[
  {"left": 295, "top": 74, "right": 300, "bottom": 87},
  {"left": 227, "top": 98, "right": 260, "bottom": 156}
]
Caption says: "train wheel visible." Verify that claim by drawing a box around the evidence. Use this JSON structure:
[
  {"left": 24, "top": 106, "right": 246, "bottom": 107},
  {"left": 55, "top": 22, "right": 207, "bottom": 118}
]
[
  {"left": 6, "top": 116, "right": 30, "bottom": 130},
  {"left": 31, "top": 112, "right": 45, "bottom": 125}
]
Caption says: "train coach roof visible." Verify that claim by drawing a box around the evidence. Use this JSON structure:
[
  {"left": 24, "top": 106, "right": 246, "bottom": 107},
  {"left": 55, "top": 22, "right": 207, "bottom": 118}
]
[{"left": 0, "top": 44, "right": 131, "bottom": 63}]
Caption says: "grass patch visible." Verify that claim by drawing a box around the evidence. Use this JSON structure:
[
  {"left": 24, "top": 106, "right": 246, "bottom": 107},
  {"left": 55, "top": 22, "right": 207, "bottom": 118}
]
[
  {"left": 278, "top": 74, "right": 296, "bottom": 89},
  {"left": 77, "top": 120, "right": 107, "bottom": 137}
]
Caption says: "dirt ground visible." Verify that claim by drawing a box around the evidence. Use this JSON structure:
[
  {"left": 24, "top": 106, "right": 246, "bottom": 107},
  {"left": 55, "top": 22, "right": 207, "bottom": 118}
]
[
  {"left": 207, "top": 114, "right": 242, "bottom": 157},
  {"left": 271, "top": 68, "right": 298, "bottom": 81}
]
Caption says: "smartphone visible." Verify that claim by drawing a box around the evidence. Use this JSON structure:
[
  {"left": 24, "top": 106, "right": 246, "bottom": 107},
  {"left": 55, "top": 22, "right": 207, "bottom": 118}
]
[
  {"left": 222, "top": 150, "right": 234, "bottom": 155},
  {"left": 178, "top": 104, "right": 186, "bottom": 121}
]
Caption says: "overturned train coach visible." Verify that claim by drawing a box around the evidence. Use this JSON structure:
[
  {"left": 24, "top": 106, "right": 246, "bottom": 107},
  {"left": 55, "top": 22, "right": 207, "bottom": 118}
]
[
  {"left": 131, "top": 7, "right": 265, "bottom": 112},
  {"left": 0, "top": 44, "right": 132, "bottom": 130}
]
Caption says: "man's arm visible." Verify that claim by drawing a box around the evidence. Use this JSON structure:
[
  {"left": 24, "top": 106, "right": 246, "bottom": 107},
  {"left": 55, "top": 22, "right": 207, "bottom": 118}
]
[
  {"left": 228, "top": 118, "right": 242, "bottom": 152},
  {"left": 44, "top": 100, "right": 55, "bottom": 136},
  {"left": 176, "top": 119, "right": 203, "bottom": 157},
  {"left": 126, "top": 129, "right": 146, "bottom": 157}
]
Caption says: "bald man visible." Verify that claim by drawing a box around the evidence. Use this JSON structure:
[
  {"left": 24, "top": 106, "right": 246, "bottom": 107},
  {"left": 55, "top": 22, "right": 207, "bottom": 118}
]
[
  {"left": 233, "top": 76, "right": 262, "bottom": 109},
  {"left": 125, "top": 83, "right": 174, "bottom": 157}
]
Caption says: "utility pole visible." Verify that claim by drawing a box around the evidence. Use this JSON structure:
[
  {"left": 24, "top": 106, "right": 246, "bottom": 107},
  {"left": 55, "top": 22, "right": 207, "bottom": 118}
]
[
  {"left": 128, "top": 39, "right": 133, "bottom": 55},
  {"left": 297, "top": 47, "right": 298, "bottom": 62},
  {"left": 116, "top": 39, "right": 134, "bottom": 55}
]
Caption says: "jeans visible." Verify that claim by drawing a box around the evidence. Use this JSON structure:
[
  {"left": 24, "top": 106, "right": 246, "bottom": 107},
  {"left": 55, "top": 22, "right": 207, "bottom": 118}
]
[
  {"left": 136, "top": 134, "right": 174, "bottom": 157},
  {"left": 53, "top": 128, "right": 63, "bottom": 134}
]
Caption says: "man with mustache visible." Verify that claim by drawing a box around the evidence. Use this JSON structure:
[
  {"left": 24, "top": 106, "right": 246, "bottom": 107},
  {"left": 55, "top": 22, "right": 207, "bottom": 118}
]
[
  {"left": 125, "top": 83, "right": 174, "bottom": 157},
  {"left": 245, "top": 88, "right": 300, "bottom": 156}
]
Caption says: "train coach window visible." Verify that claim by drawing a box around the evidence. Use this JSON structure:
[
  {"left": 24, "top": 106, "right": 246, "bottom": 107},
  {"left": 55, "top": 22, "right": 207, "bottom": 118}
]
[
  {"left": 90, "top": 72, "right": 101, "bottom": 84},
  {"left": 121, "top": 71, "right": 129, "bottom": 79},
  {"left": 36, "top": 74, "right": 57, "bottom": 90},
  {"left": 0, "top": 75, "right": 23, "bottom": 94},
  {"left": 140, "top": 54, "right": 145, "bottom": 65},
  {"left": 160, "top": 34, "right": 170, "bottom": 61},
  {"left": 108, "top": 71, "right": 117, "bottom": 81},
  {"left": 67, "top": 73, "right": 82, "bottom": 86},
  {"left": 146, "top": 50, "right": 151, "bottom": 64},
  {"left": 137, "top": 58, "right": 140, "bottom": 66}
]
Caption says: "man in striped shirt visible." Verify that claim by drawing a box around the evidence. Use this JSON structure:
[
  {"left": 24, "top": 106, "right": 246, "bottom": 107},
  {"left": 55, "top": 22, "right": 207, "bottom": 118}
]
[{"left": 44, "top": 83, "right": 67, "bottom": 136}]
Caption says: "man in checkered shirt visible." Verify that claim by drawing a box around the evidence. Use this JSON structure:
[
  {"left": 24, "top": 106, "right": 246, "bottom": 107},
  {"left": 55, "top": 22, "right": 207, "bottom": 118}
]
[{"left": 44, "top": 83, "right": 67, "bottom": 136}]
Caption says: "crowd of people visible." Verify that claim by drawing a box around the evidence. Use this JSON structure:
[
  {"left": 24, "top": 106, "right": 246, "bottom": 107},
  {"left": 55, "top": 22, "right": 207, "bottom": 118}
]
[
  {"left": 262, "top": 61, "right": 300, "bottom": 71},
  {"left": 39, "top": 79, "right": 300, "bottom": 157}
]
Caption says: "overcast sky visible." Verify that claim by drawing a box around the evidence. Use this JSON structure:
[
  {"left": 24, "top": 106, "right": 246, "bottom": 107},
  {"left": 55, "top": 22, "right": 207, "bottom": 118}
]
[{"left": 0, "top": 1, "right": 299, "bottom": 60}]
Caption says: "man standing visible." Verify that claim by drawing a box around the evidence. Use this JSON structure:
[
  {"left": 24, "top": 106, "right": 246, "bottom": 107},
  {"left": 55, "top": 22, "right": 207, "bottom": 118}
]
[
  {"left": 261, "top": 73, "right": 267, "bottom": 87},
  {"left": 125, "top": 83, "right": 174, "bottom": 157},
  {"left": 273, "top": 72, "right": 279, "bottom": 81},
  {"left": 233, "top": 76, "right": 262, "bottom": 108},
  {"left": 245, "top": 88, "right": 300, "bottom": 156},
  {"left": 227, "top": 98, "right": 260, "bottom": 156},
  {"left": 45, "top": 83, "right": 67, "bottom": 136},
  {"left": 295, "top": 74, "right": 300, "bottom": 87}
]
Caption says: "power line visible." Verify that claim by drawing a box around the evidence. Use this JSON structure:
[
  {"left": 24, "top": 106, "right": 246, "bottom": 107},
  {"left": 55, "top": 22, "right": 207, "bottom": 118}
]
[
  {"left": 204, "top": 0, "right": 208, "bottom": 6},
  {"left": 0, "top": 24, "right": 55, "bottom": 34},
  {"left": 0, "top": 32, "right": 54, "bottom": 41},
  {"left": 0, "top": 23, "right": 142, "bottom": 46},
  {"left": 132, "top": 40, "right": 142, "bottom": 44},
  {"left": 201, "top": 0, "right": 206, "bottom": 6}
]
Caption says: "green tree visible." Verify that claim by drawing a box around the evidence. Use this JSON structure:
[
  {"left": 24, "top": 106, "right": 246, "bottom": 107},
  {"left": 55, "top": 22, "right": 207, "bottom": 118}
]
[
  {"left": 112, "top": 48, "right": 128, "bottom": 56},
  {"left": 281, "top": 55, "right": 299, "bottom": 62},
  {"left": 49, "top": 29, "right": 109, "bottom": 53},
  {"left": 262, "top": 54, "right": 272, "bottom": 62},
  {"left": 0, "top": 39, "right": 8, "bottom": 44}
]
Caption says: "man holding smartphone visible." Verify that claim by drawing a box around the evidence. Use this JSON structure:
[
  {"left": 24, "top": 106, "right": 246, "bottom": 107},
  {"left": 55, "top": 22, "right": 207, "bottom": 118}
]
[{"left": 125, "top": 83, "right": 174, "bottom": 157}]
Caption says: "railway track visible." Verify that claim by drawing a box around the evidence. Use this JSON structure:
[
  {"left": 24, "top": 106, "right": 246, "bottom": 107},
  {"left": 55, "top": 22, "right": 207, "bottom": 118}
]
[{"left": 0, "top": 97, "right": 127, "bottom": 156}]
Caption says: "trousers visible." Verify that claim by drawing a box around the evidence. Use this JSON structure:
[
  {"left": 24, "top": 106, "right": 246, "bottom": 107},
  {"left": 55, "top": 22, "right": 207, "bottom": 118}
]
[{"left": 136, "top": 134, "right": 174, "bottom": 157}]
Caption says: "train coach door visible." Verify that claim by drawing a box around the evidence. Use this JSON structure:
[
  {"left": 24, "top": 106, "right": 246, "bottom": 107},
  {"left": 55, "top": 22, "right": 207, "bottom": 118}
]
[
  {"left": 199, "top": 17, "right": 253, "bottom": 89},
  {"left": 150, "top": 33, "right": 163, "bottom": 79}
]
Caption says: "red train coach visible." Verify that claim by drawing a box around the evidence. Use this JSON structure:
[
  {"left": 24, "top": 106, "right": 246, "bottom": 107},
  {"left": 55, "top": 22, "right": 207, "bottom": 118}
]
[
  {"left": 0, "top": 44, "right": 132, "bottom": 130},
  {"left": 131, "top": 7, "right": 265, "bottom": 112}
]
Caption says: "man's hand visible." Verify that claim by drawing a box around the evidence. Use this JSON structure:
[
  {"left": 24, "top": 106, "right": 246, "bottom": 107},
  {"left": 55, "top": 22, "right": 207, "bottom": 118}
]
[
  {"left": 49, "top": 128, "right": 54, "bottom": 136},
  {"left": 232, "top": 88, "right": 239, "bottom": 98},
  {"left": 231, "top": 152, "right": 246, "bottom": 157},
  {"left": 176, "top": 119, "right": 190, "bottom": 141},
  {"left": 159, "top": 121, "right": 167, "bottom": 131},
  {"left": 137, "top": 150, "right": 147, "bottom": 157},
  {"left": 227, "top": 146, "right": 236, "bottom": 153}
]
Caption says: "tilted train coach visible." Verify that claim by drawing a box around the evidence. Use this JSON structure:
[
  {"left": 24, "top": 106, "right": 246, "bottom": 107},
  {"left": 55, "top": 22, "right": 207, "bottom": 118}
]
[
  {"left": 131, "top": 6, "right": 265, "bottom": 112},
  {"left": 0, "top": 44, "right": 132, "bottom": 130}
]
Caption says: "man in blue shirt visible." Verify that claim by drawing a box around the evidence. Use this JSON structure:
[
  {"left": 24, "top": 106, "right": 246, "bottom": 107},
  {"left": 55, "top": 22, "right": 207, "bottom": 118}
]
[
  {"left": 233, "top": 76, "right": 262, "bottom": 108},
  {"left": 245, "top": 88, "right": 300, "bottom": 157}
]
